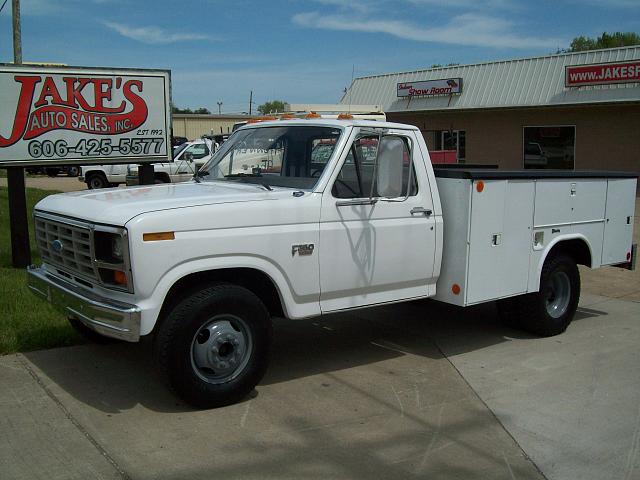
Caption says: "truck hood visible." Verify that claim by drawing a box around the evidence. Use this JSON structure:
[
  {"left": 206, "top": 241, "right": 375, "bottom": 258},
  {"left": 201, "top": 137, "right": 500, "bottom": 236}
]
[{"left": 35, "top": 181, "right": 289, "bottom": 226}]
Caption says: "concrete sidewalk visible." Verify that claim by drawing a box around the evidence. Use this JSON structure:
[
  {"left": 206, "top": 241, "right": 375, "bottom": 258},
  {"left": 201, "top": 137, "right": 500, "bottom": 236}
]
[
  {"left": 3, "top": 308, "right": 542, "bottom": 480},
  {"left": 2, "top": 293, "right": 639, "bottom": 479}
]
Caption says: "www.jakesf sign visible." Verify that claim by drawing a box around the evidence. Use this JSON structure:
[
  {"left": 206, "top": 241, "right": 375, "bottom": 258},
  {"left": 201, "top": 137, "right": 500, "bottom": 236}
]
[
  {"left": 397, "top": 78, "right": 462, "bottom": 97},
  {"left": 565, "top": 60, "right": 640, "bottom": 87},
  {"left": 0, "top": 65, "right": 171, "bottom": 166}
]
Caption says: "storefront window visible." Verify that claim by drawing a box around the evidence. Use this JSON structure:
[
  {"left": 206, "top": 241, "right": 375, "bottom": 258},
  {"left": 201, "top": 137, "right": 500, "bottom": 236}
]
[
  {"left": 436, "top": 130, "right": 466, "bottom": 163},
  {"left": 523, "top": 126, "right": 575, "bottom": 169}
]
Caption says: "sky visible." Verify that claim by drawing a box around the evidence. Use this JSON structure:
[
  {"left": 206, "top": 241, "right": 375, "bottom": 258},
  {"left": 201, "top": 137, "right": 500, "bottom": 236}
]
[{"left": 0, "top": 0, "right": 639, "bottom": 113}]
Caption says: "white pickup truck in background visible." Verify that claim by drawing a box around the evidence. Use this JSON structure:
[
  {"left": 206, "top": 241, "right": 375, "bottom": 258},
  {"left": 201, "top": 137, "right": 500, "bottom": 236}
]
[
  {"left": 27, "top": 119, "right": 637, "bottom": 408},
  {"left": 80, "top": 139, "right": 216, "bottom": 189}
]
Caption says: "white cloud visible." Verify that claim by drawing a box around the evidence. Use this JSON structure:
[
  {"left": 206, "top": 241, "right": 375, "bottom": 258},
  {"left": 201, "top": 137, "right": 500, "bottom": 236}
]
[
  {"left": 292, "top": 11, "right": 562, "bottom": 49},
  {"left": 103, "top": 22, "right": 211, "bottom": 45}
]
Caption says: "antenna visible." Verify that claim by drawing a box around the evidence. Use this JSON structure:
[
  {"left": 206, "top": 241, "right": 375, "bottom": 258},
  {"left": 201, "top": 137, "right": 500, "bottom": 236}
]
[{"left": 348, "top": 63, "right": 355, "bottom": 114}]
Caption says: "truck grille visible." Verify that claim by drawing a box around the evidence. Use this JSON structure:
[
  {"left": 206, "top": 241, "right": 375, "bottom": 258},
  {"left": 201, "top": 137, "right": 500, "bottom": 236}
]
[{"left": 34, "top": 215, "right": 97, "bottom": 282}]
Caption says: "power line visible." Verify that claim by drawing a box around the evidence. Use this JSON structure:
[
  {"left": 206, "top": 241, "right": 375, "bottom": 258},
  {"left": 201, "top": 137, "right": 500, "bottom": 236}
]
[{"left": 0, "top": 0, "right": 8, "bottom": 14}]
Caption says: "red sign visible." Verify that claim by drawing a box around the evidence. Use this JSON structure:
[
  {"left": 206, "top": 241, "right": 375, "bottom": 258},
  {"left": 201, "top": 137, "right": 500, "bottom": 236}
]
[{"left": 565, "top": 61, "right": 640, "bottom": 87}]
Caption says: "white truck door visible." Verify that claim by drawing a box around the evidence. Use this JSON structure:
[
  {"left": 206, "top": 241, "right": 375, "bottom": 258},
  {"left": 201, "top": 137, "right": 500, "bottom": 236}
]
[{"left": 319, "top": 129, "right": 437, "bottom": 312}]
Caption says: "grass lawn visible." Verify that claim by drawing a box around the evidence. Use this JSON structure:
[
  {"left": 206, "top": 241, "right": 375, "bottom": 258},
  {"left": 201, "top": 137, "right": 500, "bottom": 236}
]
[{"left": 0, "top": 186, "right": 82, "bottom": 354}]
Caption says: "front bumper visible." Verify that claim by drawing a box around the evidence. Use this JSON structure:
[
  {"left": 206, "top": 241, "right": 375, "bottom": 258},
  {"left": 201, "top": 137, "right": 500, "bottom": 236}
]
[
  {"left": 27, "top": 266, "right": 141, "bottom": 342},
  {"left": 125, "top": 174, "right": 139, "bottom": 186}
]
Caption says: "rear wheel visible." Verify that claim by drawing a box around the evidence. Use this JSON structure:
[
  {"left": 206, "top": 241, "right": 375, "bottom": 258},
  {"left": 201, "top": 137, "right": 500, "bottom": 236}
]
[
  {"left": 506, "top": 254, "right": 580, "bottom": 337},
  {"left": 66, "top": 166, "right": 80, "bottom": 177},
  {"left": 86, "top": 173, "right": 109, "bottom": 189},
  {"left": 154, "top": 283, "right": 272, "bottom": 408}
]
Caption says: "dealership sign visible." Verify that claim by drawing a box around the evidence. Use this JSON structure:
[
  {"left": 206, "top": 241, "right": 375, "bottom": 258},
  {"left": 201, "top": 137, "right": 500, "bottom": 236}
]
[
  {"left": 565, "top": 60, "right": 640, "bottom": 87},
  {"left": 397, "top": 78, "right": 462, "bottom": 97},
  {"left": 0, "top": 65, "right": 171, "bottom": 166}
]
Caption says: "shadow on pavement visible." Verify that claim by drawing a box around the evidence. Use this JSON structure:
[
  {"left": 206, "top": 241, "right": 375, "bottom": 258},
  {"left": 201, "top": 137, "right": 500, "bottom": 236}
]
[{"left": 23, "top": 298, "right": 607, "bottom": 415}]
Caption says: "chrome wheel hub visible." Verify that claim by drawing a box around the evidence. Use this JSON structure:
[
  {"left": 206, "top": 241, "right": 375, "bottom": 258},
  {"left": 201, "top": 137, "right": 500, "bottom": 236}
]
[
  {"left": 545, "top": 271, "right": 571, "bottom": 319},
  {"left": 191, "top": 315, "right": 252, "bottom": 384}
]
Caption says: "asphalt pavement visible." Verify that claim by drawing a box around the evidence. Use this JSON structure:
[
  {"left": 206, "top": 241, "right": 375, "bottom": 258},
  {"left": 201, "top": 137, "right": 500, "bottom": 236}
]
[
  {"left": 1, "top": 181, "right": 638, "bottom": 479},
  {"left": 2, "top": 290, "right": 640, "bottom": 479}
]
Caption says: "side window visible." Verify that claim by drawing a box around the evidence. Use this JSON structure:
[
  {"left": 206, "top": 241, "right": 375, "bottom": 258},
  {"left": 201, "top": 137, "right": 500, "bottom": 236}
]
[
  {"left": 332, "top": 135, "right": 417, "bottom": 199},
  {"left": 332, "top": 135, "right": 378, "bottom": 198},
  {"left": 186, "top": 144, "right": 210, "bottom": 160}
]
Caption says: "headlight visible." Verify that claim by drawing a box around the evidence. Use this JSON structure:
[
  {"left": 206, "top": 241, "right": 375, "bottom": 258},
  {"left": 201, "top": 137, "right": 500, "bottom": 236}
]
[
  {"left": 93, "top": 227, "right": 133, "bottom": 293},
  {"left": 111, "top": 235, "right": 124, "bottom": 261}
]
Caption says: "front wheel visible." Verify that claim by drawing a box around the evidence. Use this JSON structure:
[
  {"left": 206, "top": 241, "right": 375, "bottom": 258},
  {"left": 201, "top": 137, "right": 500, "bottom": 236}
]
[{"left": 153, "top": 283, "right": 272, "bottom": 408}]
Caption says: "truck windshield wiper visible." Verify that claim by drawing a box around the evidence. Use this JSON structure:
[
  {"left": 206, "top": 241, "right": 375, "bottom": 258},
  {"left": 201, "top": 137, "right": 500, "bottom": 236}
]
[
  {"left": 224, "top": 173, "right": 262, "bottom": 178},
  {"left": 193, "top": 170, "right": 209, "bottom": 183}
]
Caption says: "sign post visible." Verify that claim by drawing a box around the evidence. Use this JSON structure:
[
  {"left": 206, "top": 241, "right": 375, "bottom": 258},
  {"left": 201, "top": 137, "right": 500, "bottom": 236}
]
[{"left": 8, "top": 0, "right": 31, "bottom": 268}]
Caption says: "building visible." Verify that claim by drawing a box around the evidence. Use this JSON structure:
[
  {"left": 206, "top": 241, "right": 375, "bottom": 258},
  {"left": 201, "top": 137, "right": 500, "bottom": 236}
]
[
  {"left": 340, "top": 46, "right": 640, "bottom": 172},
  {"left": 172, "top": 114, "right": 255, "bottom": 140}
]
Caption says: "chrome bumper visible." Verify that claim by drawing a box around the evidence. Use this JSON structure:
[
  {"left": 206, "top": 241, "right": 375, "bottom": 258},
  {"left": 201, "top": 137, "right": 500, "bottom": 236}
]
[{"left": 27, "top": 266, "right": 141, "bottom": 342}]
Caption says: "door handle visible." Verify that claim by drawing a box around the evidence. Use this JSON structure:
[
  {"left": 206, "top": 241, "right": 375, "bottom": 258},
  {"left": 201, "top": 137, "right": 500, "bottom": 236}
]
[{"left": 410, "top": 207, "right": 432, "bottom": 216}]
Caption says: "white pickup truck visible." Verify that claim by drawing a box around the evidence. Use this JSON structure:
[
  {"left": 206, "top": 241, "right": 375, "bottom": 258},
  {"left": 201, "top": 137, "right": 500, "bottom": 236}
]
[
  {"left": 79, "top": 139, "right": 216, "bottom": 189},
  {"left": 27, "top": 119, "right": 637, "bottom": 408}
]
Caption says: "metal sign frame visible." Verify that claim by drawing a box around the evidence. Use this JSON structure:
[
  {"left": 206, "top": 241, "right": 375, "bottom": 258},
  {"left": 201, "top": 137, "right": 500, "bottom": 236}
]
[{"left": 0, "top": 64, "right": 172, "bottom": 166}]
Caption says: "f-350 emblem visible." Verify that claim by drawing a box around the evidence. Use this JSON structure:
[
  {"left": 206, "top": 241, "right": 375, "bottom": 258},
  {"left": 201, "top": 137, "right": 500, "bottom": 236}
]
[{"left": 292, "top": 244, "right": 314, "bottom": 256}]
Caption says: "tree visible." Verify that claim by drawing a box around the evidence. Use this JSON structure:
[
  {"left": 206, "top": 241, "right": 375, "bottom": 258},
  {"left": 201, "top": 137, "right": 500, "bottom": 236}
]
[
  {"left": 563, "top": 32, "right": 640, "bottom": 52},
  {"left": 171, "top": 105, "right": 211, "bottom": 114},
  {"left": 257, "top": 100, "right": 286, "bottom": 115}
]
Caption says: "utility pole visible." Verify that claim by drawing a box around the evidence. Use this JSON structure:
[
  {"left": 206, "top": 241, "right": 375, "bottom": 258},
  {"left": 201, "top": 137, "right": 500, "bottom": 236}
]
[
  {"left": 7, "top": 0, "right": 31, "bottom": 268},
  {"left": 217, "top": 101, "right": 222, "bottom": 115},
  {"left": 249, "top": 90, "right": 253, "bottom": 115}
]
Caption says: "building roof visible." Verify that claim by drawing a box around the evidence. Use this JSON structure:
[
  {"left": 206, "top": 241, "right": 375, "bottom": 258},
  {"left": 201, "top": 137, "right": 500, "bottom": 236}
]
[
  {"left": 340, "top": 46, "right": 640, "bottom": 113},
  {"left": 172, "top": 113, "right": 256, "bottom": 120}
]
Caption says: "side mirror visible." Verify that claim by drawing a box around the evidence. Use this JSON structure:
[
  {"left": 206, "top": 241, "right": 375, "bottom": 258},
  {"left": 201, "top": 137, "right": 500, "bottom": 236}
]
[
  {"left": 376, "top": 137, "right": 404, "bottom": 198},
  {"left": 184, "top": 152, "right": 194, "bottom": 162}
]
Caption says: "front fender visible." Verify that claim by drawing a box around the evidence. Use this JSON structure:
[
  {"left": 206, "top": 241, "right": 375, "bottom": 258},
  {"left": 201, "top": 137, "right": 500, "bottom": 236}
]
[{"left": 136, "top": 255, "right": 321, "bottom": 336}]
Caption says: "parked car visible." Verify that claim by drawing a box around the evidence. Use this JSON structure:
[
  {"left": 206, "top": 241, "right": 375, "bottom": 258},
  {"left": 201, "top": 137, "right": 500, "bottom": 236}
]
[
  {"left": 80, "top": 140, "right": 216, "bottom": 189},
  {"left": 126, "top": 138, "right": 215, "bottom": 185}
]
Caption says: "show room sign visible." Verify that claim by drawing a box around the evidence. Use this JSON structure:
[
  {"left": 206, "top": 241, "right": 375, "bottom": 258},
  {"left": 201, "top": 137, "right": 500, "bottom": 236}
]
[
  {"left": 397, "top": 78, "right": 463, "bottom": 97},
  {"left": 0, "top": 65, "right": 171, "bottom": 166},
  {"left": 565, "top": 60, "right": 640, "bottom": 87}
]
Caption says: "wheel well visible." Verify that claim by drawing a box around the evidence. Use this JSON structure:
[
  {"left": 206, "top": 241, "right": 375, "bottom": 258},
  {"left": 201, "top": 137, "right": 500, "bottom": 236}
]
[
  {"left": 546, "top": 238, "right": 592, "bottom": 268},
  {"left": 85, "top": 171, "right": 106, "bottom": 180},
  {"left": 158, "top": 268, "right": 285, "bottom": 323},
  {"left": 155, "top": 172, "right": 171, "bottom": 183}
]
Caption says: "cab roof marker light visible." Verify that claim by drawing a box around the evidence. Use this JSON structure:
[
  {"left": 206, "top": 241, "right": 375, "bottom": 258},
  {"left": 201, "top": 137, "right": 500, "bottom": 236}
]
[
  {"left": 143, "top": 232, "right": 175, "bottom": 242},
  {"left": 305, "top": 112, "right": 322, "bottom": 119}
]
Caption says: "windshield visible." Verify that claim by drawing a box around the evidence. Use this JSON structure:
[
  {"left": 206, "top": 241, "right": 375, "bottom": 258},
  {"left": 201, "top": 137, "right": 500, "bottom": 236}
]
[{"left": 198, "top": 125, "right": 343, "bottom": 189}]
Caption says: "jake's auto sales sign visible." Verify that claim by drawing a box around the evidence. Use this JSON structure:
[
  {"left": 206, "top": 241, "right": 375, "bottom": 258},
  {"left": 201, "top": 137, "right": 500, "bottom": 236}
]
[{"left": 0, "top": 65, "right": 171, "bottom": 166}]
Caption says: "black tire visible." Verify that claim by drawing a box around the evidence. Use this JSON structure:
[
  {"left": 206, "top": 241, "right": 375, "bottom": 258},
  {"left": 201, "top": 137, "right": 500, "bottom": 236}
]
[
  {"left": 515, "top": 254, "right": 580, "bottom": 337},
  {"left": 45, "top": 168, "right": 60, "bottom": 177},
  {"left": 66, "top": 166, "right": 80, "bottom": 177},
  {"left": 153, "top": 283, "right": 272, "bottom": 408},
  {"left": 68, "top": 317, "right": 119, "bottom": 344},
  {"left": 86, "top": 173, "right": 109, "bottom": 189}
]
